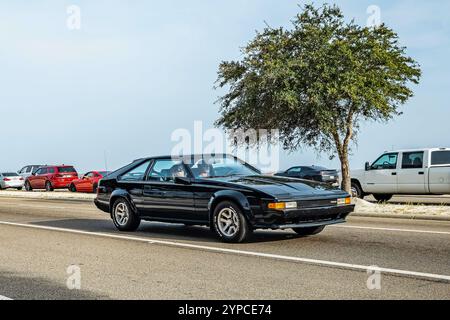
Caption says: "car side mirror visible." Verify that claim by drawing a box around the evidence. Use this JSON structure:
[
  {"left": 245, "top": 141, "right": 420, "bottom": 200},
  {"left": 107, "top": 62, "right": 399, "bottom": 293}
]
[
  {"left": 365, "top": 162, "right": 370, "bottom": 171},
  {"left": 174, "top": 177, "right": 192, "bottom": 185}
]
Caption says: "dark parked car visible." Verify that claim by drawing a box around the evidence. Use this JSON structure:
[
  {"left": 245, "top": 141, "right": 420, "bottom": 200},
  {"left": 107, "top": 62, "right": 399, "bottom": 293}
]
[
  {"left": 275, "top": 166, "right": 339, "bottom": 185},
  {"left": 95, "top": 155, "right": 354, "bottom": 243}
]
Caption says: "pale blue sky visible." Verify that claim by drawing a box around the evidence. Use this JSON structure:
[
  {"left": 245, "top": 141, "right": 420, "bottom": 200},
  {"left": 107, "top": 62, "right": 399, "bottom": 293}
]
[{"left": 0, "top": 0, "right": 449, "bottom": 173}]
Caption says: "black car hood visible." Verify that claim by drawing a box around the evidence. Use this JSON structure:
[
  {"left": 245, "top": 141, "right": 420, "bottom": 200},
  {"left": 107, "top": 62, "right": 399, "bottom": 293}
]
[{"left": 210, "top": 175, "right": 347, "bottom": 199}]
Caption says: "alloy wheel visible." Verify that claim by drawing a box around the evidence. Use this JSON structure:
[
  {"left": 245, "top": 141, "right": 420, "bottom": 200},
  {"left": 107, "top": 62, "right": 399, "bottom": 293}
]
[
  {"left": 217, "top": 207, "right": 240, "bottom": 237},
  {"left": 114, "top": 202, "right": 129, "bottom": 226}
]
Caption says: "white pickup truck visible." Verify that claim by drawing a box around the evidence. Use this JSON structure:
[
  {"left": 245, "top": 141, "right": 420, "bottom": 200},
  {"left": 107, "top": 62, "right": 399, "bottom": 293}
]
[{"left": 351, "top": 148, "right": 450, "bottom": 202}]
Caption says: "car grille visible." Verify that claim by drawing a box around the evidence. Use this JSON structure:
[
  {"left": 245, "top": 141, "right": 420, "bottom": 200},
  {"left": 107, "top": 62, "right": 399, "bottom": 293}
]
[{"left": 297, "top": 199, "right": 337, "bottom": 208}]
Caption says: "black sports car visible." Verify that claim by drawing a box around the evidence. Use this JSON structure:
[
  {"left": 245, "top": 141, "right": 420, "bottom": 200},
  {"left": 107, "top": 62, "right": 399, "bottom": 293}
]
[
  {"left": 275, "top": 166, "right": 339, "bottom": 185},
  {"left": 94, "top": 154, "right": 354, "bottom": 243}
]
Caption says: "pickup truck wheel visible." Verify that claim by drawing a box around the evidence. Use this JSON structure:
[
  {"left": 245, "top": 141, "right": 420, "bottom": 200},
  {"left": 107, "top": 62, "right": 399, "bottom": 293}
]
[
  {"left": 212, "top": 201, "right": 252, "bottom": 243},
  {"left": 373, "top": 194, "right": 393, "bottom": 203},
  {"left": 351, "top": 181, "right": 364, "bottom": 199},
  {"left": 292, "top": 226, "right": 325, "bottom": 236},
  {"left": 112, "top": 198, "right": 141, "bottom": 231}
]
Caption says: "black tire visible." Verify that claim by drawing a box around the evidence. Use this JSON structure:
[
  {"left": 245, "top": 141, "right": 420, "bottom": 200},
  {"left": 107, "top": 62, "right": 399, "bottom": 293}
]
[
  {"left": 69, "top": 184, "right": 77, "bottom": 192},
  {"left": 17, "top": 187, "right": 23, "bottom": 191},
  {"left": 351, "top": 181, "right": 364, "bottom": 199},
  {"left": 45, "top": 181, "right": 54, "bottom": 192},
  {"left": 373, "top": 194, "right": 393, "bottom": 203},
  {"left": 25, "top": 181, "right": 33, "bottom": 192},
  {"left": 292, "top": 225, "right": 325, "bottom": 236},
  {"left": 111, "top": 198, "right": 141, "bottom": 231},
  {"left": 92, "top": 184, "right": 98, "bottom": 194},
  {"left": 212, "top": 201, "right": 252, "bottom": 243}
]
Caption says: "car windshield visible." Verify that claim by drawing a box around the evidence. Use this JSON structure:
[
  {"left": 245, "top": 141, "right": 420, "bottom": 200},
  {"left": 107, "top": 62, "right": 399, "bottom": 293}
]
[
  {"left": 188, "top": 156, "right": 260, "bottom": 179},
  {"left": 2, "top": 172, "right": 18, "bottom": 177},
  {"left": 58, "top": 166, "right": 77, "bottom": 173}
]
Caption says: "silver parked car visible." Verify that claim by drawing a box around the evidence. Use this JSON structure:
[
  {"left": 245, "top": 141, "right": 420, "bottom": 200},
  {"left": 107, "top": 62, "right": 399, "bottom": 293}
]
[
  {"left": 18, "top": 165, "right": 43, "bottom": 180},
  {"left": 0, "top": 172, "right": 24, "bottom": 190}
]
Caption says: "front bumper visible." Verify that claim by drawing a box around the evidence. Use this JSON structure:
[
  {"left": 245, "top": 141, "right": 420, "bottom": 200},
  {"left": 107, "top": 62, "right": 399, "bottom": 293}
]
[{"left": 253, "top": 204, "right": 355, "bottom": 230}]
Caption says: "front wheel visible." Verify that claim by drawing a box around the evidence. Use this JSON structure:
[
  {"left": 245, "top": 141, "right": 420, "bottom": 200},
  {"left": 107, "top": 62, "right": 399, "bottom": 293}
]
[
  {"left": 212, "top": 201, "right": 252, "bottom": 243},
  {"left": 69, "top": 184, "right": 77, "bottom": 192},
  {"left": 292, "top": 225, "right": 325, "bottom": 236},
  {"left": 112, "top": 198, "right": 141, "bottom": 231},
  {"left": 351, "top": 181, "right": 364, "bottom": 199},
  {"left": 373, "top": 194, "right": 393, "bottom": 203},
  {"left": 17, "top": 187, "right": 23, "bottom": 191}
]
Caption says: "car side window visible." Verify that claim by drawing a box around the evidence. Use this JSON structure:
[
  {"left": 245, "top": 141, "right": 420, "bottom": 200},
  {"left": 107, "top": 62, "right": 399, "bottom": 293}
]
[
  {"left": 287, "top": 167, "right": 301, "bottom": 174},
  {"left": 402, "top": 152, "right": 424, "bottom": 169},
  {"left": 119, "top": 160, "right": 151, "bottom": 182},
  {"left": 26, "top": 166, "right": 32, "bottom": 173},
  {"left": 371, "top": 153, "right": 398, "bottom": 170},
  {"left": 84, "top": 172, "right": 93, "bottom": 178},
  {"left": 48, "top": 168, "right": 56, "bottom": 174},
  {"left": 431, "top": 151, "right": 450, "bottom": 166},
  {"left": 148, "top": 160, "right": 187, "bottom": 182}
]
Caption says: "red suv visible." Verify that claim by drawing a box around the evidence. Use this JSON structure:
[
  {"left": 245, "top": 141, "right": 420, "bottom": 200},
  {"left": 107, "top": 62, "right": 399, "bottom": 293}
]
[{"left": 25, "top": 166, "right": 78, "bottom": 192}]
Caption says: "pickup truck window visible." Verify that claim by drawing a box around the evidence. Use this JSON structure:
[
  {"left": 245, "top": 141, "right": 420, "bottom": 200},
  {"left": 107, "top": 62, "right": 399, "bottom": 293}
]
[
  {"left": 371, "top": 153, "right": 398, "bottom": 170},
  {"left": 431, "top": 151, "right": 450, "bottom": 166},
  {"left": 402, "top": 152, "right": 424, "bottom": 169}
]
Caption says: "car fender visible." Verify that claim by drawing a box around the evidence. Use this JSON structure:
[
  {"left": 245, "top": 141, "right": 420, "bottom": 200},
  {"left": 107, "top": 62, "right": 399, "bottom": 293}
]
[
  {"left": 208, "top": 190, "right": 254, "bottom": 224},
  {"left": 109, "top": 189, "right": 138, "bottom": 215},
  {"left": 350, "top": 169, "right": 366, "bottom": 192}
]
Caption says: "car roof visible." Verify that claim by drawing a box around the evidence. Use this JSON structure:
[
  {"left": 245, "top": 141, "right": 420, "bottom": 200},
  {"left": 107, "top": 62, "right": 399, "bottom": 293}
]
[
  {"left": 135, "top": 154, "right": 241, "bottom": 161},
  {"left": 382, "top": 147, "right": 450, "bottom": 153}
]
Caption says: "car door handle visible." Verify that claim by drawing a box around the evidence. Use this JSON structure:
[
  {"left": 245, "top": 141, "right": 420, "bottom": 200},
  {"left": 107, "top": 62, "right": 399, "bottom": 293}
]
[
  {"left": 391, "top": 172, "right": 397, "bottom": 176},
  {"left": 418, "top": 172, "right": 424, "bottom": 175},
  {"left": 143, "top": 185, "right": 166, "bottom": 196}
]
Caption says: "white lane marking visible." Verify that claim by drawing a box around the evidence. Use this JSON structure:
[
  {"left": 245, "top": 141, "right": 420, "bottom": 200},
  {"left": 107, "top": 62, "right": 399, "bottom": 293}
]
[
  {"left": 0, "top": 220, "right": 449, "bottom": 283},
  {"left": 331, "top": 224, "right": 450, "bottom": 235},
  {"left": 0, "top": 295, "right": 12, "bottom": 300}
]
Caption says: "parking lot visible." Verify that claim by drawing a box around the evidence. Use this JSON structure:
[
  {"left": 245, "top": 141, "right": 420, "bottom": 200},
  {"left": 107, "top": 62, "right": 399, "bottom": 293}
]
[{"left": 0, "top": 196, "right": 449, "bottom": 300}]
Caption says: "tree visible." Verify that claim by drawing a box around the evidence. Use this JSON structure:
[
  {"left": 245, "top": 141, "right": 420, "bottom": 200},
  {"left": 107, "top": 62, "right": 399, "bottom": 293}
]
[{"left": 215, "top": 3, "right": 421, "bottom": 193}]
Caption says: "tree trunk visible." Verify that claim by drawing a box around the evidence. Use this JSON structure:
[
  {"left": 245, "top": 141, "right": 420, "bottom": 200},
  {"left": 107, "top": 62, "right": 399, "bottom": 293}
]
[{"left": 340, "top": 152, "right": 351, "bottom": 194}]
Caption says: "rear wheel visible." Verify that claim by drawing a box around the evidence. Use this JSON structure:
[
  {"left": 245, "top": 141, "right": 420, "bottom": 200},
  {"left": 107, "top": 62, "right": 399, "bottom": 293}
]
[
  {"left": 292, "top": 225, "right": 325, "bottom": 236},
  {"left": 112, "top": 198, "right": 141, "bottom": 231},
  {"left": 69, "top": 184, "right": 77, "bottom": 192},
  {"left": 212, "top": 201, "right": 252, "bottom": 243},
  {"left": 17, "top": 187, "right": 22, "bottom": 191},
  {"left": 92, "top": 183, "right": 98, "bottom": 194},
  {"left": 45, "top": 181, "right": 54, "bottom": 192},
  {"left": 373, "top": 194, "right": 393, "bottom": 203},
  {"left": 25, "top": 181, "right": 33, "bottom": 192}
]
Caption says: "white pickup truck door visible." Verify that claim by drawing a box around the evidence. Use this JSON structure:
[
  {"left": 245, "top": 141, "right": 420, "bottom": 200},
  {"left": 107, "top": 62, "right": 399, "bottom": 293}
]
[
  {"left": 397, "top": 151, "right": 427, "bottom": 194},
  {"left": 364, "top": 153, "right": 399, "bottom": 194}
]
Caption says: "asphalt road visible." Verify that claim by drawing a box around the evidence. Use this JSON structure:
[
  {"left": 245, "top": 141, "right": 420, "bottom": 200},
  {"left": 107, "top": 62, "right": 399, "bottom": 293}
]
[{"left": 0, "top": 197, "right": 449, "bottom": 300}]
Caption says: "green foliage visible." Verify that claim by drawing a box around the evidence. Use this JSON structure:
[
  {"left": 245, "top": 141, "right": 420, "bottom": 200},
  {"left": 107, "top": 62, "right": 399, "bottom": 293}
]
[{"left": 215, "top": 3, "right": 421, "bottom": 163}]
